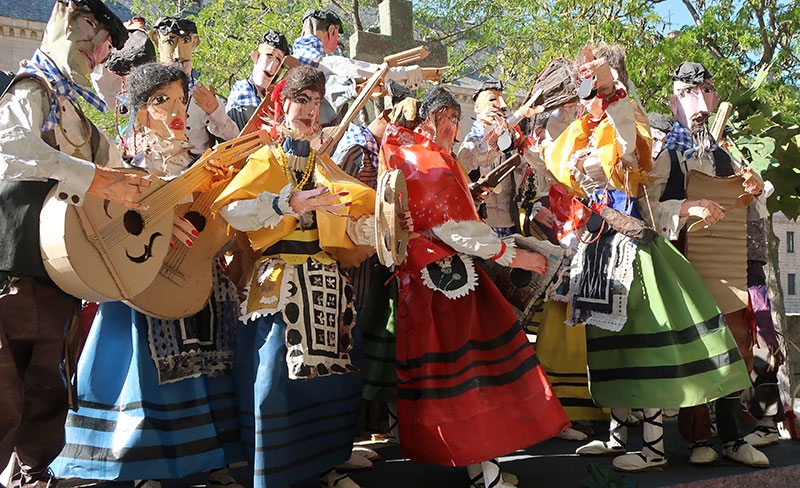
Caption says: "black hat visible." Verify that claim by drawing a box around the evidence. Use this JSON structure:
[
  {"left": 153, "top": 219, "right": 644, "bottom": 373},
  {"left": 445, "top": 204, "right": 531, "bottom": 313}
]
[
  {"left": 302, "top": 9, "right": 345, "bottom": 36},
  {"left": 419, "top": 85, "right": 460, "bottom": 120},
  {"left": 58, "top": 0, "right": 128, "bottom": 49},
  {"left": 154, "top": 16, "right": 198, "bottom": 36},
  {"left": 386, "top": 79, "right": 412, "bottom": 106},
  {"left": 472, "top": 79, "right": 504, "bottom": 101},
  {"left": 106, "top": 28, "right": 156, "bottom": 76},
  {"left": 648, "top": 113, "right": 674, "bottom": 133},
  {"left": 672, "top": 62, "right": 712, "bottom": 85},
  {"left": 260, "top": 29, "right": 291, "bottom": 55}
]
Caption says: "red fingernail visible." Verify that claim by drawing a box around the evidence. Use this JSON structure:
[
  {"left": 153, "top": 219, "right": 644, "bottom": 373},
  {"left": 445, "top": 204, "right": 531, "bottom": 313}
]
[
  {"left": 185, "top": 239, "right": 193, "bottom": 247},
  {"left": 169, "top": 241, "right": 175, "bottom": 248},
  {"left": 191, "top": 230, "right": 199, "bottom": 236},
  {"left": 339, "top": 191, "right": 349, "bottom": 196},
  {"left": 345, "top": 202, "right": 352, "bottom": 206}
]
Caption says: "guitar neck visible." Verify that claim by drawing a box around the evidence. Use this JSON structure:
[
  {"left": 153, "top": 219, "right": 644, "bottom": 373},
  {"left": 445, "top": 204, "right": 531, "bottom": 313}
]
[{"left": 138, "top": 131, "right": 270, "bottom": 224}]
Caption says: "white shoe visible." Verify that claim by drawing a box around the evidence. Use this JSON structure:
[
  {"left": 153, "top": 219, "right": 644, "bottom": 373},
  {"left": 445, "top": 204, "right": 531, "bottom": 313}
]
[
  {"left": 207, "top": 468, "right": 244, "bottom": 488},
  {"left": 556, "top": 427, "right": 588, "bottom": 441},
  {"left": 722, "top": 440, "right": 769, "bottom": 467},
  {"left": 575, "top": 440, "right": 626, "bottom": 456},
  {"left": 468, "top": 470, "right": 519, "bottom": 487},
  {"left": 335, "top": 452, "right": 373, "bottom": 472},
  {"left": 352, "top": 446, "right": 380, "bottom": 461},
  {"left": 743, "top": 425, "right": 780, "bottom": 447},
  {"left": 612, "top": 452, "right": 668, "bottom": 472},
  {"left": 688, "top": 443, "right": 718, "bottom": 465},
  {"left": 321, "top": 470, "right": 361, "bottom": 488}
]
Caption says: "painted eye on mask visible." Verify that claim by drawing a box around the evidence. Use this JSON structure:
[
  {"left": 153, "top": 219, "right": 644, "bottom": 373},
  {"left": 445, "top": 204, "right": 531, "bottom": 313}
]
[{"left": 83, "top": 16, "right": 96, "bottom": 30}]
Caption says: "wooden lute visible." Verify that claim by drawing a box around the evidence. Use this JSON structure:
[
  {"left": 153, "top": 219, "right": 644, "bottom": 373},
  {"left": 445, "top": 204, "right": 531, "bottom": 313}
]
[
  {"left": 40, "top": 130, "right": 270, "bottom": 302},
  {"left": 125, "top": 129, "right": 275, "bottom": 319}
]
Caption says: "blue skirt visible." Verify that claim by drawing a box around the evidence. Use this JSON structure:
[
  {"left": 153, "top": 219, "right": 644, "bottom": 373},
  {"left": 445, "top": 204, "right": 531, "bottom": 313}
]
[
  {"left": 50, "top": 301, "right": 243, "bottom": 481},
  {"left": 237, "top": 313, "right": 362, "bottom": 488}
]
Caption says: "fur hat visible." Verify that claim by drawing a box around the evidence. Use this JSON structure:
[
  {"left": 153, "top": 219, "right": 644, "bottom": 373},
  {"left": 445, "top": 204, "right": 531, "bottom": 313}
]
[
  {"left": 106, "top": 20, "right": 156, "bottom": 75},
  {"left": 419, "top": 85, "right": 460, "bottom": 121}
]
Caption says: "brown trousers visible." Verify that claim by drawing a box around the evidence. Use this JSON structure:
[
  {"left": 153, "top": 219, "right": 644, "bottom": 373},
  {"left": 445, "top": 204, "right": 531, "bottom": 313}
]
[
  {"left": 678, "top": 309, "right": 757, "bottom": 443},
  {"left": 0, "top": 278, "right": 76, "bottom": 475}
]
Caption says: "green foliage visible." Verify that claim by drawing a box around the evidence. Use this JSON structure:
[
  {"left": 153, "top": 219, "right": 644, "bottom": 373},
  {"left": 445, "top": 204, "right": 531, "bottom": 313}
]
[
  {"left": 726, "top": 77, "right": 800, "bottom": 219},
  {"left": 86, "top": 0, "right": 799, "bottom": 212}
]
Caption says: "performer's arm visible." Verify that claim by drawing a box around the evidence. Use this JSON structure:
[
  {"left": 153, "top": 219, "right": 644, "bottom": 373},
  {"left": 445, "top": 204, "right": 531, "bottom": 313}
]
[{"left": 0, "top": 81, "right": 144, "bottom": 207}]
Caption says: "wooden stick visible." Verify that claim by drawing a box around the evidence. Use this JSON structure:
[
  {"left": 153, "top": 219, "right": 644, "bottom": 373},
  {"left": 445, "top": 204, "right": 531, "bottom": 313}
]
[
  {"left": 318, "top": 46, "right": 431, "bottom": 156},
  {"left": 238, "top": 55, "right": 300, "bottom": 137},
  {"left": 711, "top": 101, "right": 732, "bottom": 142}
]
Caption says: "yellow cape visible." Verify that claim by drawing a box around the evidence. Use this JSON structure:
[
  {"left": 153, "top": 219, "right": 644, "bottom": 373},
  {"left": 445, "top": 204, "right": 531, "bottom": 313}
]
[
  {"left": 545, "top": 102, "right": 651, "bottom": 198},
  {"left": 212, "top": 144, "right": 376, "bottom": 268}
]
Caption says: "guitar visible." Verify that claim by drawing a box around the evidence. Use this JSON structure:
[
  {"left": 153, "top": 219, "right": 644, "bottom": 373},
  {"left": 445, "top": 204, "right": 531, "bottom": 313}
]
[
  {"left": 125, "top": 130, "right": 276, "bottom": 319},
  {"left": 40, "top": 130, "right": 270, "bottom": 303}
]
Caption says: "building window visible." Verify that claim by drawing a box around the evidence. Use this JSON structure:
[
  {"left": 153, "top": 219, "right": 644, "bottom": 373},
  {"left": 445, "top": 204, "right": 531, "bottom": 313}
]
[
  {"left": 790, "top": 274, "right": 797, "bottom": 296},
  {"left": 788, "top": 231, "right": 795, "bottom": 253}
]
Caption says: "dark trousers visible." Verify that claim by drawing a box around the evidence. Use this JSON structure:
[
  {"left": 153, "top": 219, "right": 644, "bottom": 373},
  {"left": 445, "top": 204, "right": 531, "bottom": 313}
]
[
  {"left": 0, "top": 278, "right": 75, "bottom": 475},
  {"left": 679, "top": 308, "right": 757, "bottom": 443}
]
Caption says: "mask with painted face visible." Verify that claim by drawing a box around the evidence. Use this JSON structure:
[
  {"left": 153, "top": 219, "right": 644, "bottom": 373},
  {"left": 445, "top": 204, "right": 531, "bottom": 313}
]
[
  {"left": 130, "top": 62, "right": 189, "bottom": 142},
  {"left": 40, "top": 0, "right": 127, "bottom": 87},
  {"left": 151, "top": 17, "right": 200, "bottom": 75}
]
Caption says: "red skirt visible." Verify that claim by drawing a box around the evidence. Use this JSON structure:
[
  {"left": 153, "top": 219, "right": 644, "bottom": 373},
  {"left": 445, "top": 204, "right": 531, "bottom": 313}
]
[{"left": 396, "top": 264, "right": 569, "bottom": 466}]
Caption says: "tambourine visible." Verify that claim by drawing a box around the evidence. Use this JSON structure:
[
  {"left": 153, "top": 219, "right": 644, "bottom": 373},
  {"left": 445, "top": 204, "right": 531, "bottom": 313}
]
[{"left": 374, "top": 169, "right": 410, "bottom": 266}]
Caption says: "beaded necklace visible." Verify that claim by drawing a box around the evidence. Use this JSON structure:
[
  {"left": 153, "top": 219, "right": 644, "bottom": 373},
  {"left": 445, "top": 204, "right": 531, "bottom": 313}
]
[{"left": 276, "top": 145, "right": 316, "bottom": 189}]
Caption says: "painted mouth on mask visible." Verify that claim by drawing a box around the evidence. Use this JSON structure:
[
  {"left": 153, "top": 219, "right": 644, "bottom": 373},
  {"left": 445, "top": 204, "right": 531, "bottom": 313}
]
[
  {"left": 79, "top": 48, "right": 95, "bottom": 70},
  {"left": 690, "top": 111, "right": 710, "bottom": 127},
  {"left": 168, "top": 118, "right": 185, "bottom": 130}
]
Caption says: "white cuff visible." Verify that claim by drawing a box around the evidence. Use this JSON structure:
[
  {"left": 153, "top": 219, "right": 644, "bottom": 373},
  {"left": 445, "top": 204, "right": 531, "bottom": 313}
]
[
  {"left": 493, "top": 237, "right": 516, "bottom": 267},
  {"left": 50, "top": 155, "right": 97, "bottom": 206}
]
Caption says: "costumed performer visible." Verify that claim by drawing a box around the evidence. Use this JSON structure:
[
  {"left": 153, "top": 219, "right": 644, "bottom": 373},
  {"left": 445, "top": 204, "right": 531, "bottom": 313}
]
[
  {"left": 226, "top": 29, "right": 291, "bottom": 131},
  {"left": 382, "top": 84, "right": 570, "bottom": 488},
  {"left": 150, "top": 16, "right": 238, "bottom": 157},
  {"left": 49, "top": 62, "right": 244, "bottom": 488},
  {"left": 0, "top": 1, "right": 147, "bottom": 486},
  {"left": 544, "top": 45, "right": 752, "bottom": 472},
  {"left": 213, "top": 65, "right": 376, "bottom": 488},
  {"left": 647, "top": 61, "right": 770, "bottom": 467}
]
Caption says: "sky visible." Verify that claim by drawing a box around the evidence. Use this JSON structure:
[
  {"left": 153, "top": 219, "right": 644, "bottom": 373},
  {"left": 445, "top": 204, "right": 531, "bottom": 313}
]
[{"left": 652, "top": 0, "right": 696, "bottom": 32}]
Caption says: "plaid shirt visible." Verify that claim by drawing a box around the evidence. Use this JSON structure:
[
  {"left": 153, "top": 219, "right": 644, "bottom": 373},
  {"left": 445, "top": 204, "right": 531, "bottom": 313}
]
[
  {"left": 664, "top": 121, "right": 718, "bottom": 160},
  {"left": 292, "top": 35, "right": 325, "bottom": 67},
  {"left": 19, "top": 49, "right": 107, "bottom": 132},
  {"left": 188, "top": 70, "right": 200, "bottom": 94},
  {"left": 332, "top": 123, "right": 380, "bottom": 171},
  {"left": 226, "top": 79, "right": 261, "bottom": 111}
]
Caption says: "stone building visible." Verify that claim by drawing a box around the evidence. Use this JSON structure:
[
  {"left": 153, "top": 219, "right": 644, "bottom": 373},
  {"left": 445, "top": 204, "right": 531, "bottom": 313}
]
[
  {"left": 0, "top": 0, "right": 136, "bottom": 75},
  {"left": 775, "top": 212, "right": 800, "bottom": 314}
]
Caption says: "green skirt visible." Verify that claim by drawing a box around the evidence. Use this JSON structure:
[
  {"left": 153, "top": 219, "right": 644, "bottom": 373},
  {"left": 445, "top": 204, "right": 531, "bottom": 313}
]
[
  {"left": 585, "top": 236, "right": 751, "bottom": 408},
  {"left": 361, "top": 264, "right": 398, "bottom": 402}
]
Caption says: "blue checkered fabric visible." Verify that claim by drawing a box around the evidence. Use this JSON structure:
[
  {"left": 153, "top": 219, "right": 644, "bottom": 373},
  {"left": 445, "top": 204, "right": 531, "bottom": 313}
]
[
  {"left": 664, "top": 121, "right": 718, "bottom": 160},
  {"left": 19, "top": 49, "right": 107, "bottom": 132},
  {"left": 466, "top": 119, "right": 486, "bottom": 141},
  {"left": 188, "top": 71, "right": 200, "bottom": 94},
  {"left": 226, "top": 79, "right": 261, "bottom": 111},
  {"left": 292, "top": 35, "right": 325, "bottom": 67},
  {"left": 332, "top": 123, "right": 379, "bottom": 170}
]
